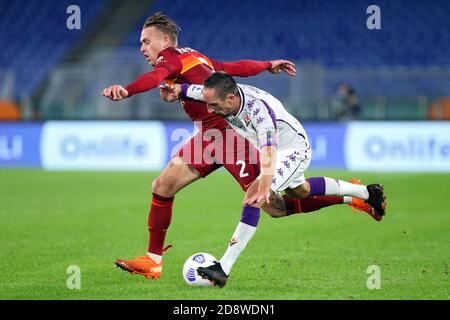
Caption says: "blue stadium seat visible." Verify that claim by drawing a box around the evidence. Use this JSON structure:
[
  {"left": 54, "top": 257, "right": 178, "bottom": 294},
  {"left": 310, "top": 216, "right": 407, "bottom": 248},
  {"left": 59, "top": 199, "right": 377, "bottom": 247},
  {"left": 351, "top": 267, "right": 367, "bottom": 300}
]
[
  {"left": 2, "top": 0, "right": 448, "bottom": 101},
  {"left": 120, "top": 0, "right": 450, "bottom": 67},
  {"left": 0, "top": 0, "right": 105, "bottom": 99}
]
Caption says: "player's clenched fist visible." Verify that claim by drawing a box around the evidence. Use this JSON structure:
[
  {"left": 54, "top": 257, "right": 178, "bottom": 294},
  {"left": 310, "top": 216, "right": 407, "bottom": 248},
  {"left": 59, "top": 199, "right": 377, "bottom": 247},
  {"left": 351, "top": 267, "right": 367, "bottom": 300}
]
[{"left": 101, "top": 85, "right": 129, "bottom": 101}]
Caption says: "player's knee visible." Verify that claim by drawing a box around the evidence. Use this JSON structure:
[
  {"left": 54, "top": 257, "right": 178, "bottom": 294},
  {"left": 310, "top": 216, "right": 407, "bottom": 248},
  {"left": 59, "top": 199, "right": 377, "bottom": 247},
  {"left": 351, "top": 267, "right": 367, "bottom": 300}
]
[
  {"left": 151, "top": 178, "right": 162, "bottom": 193},
  {"left": 299, "top": 182, "right": 311, "bottom": 198},
  {"left": 297, "top": 189, "right": 310, "bottom": 199},
  {"left": 287, "top": 183, "right": 310, "bottom": 199},
  {"left": 152, "top": 176, "right": 177, "bottom": 197}
]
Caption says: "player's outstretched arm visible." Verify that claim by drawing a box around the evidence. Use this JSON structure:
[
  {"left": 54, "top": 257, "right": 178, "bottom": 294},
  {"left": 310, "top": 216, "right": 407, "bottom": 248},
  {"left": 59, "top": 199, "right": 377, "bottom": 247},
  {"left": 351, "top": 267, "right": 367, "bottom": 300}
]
[
  {"left": 216, "top": 59, "right": 296, "bottom": 77},
  {"left": 101, "top": 67, "right": 171, "bottom": 101}
]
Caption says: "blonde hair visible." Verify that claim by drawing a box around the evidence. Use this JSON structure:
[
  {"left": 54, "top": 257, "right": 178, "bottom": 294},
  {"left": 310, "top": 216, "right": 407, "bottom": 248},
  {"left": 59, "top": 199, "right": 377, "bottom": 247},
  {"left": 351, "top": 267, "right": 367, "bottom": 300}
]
[{"left": 143, "top": 12, "right": 181, "bottom": 45}]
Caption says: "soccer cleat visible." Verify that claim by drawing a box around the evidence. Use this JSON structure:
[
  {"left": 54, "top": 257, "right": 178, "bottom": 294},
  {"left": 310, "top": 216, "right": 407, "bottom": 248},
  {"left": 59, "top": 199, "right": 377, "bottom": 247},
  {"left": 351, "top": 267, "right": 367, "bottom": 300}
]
[
  {"left": 350, "top": 197, "right": 382, "bottom": 221},
  {"left": 115, "top": 255, "right": 163, "bottom": 279},
  {"left": 197, "top": 261, "right": 228, "bottom": 288},
  {"left": 366, "top": 184, "right": 387, "bottom": 217},
  {"left": 348, "top": 179, "right": 382, "bottom": 221}
]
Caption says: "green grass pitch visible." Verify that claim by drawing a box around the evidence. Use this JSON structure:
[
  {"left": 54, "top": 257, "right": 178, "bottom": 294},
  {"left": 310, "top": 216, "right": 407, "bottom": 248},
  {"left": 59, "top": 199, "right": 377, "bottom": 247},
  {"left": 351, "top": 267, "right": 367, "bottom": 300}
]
[{"left": 1, "top": 169, "right": 449, "bottom": 300}]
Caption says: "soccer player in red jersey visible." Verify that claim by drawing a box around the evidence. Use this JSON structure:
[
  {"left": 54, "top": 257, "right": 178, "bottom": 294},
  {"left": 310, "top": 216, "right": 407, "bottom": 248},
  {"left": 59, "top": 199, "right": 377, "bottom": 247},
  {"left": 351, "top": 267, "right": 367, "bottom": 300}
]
[{"left": 102, "top": 12, "right": 373, "bottom": 280}]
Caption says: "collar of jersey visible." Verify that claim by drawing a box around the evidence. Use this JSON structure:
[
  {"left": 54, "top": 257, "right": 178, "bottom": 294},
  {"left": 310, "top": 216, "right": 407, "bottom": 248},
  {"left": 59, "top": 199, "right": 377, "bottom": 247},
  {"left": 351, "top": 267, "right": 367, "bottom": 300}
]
[{"left": 233, "top": 85, "right": 246, "bottom": 118}]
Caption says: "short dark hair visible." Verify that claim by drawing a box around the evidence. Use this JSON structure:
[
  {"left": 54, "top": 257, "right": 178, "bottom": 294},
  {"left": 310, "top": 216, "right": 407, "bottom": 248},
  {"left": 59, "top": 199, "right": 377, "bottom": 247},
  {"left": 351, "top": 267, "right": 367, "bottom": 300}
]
[
  {"left": 143, "top": 12, "right": 181, "bottom": 44},
  {"left": 204, "top": 73, "right": 239, "bottom": 100}
]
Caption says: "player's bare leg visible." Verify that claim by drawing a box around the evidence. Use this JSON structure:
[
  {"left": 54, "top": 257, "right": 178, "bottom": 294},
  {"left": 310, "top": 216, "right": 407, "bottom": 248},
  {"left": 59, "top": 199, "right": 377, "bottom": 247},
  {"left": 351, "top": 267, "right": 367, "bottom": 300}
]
[
  {"left": 115, "top": 156, "right": 202, "bottom": 279},
  {"left": 152, "top": 156, "right": 202, "bottom": 197}
]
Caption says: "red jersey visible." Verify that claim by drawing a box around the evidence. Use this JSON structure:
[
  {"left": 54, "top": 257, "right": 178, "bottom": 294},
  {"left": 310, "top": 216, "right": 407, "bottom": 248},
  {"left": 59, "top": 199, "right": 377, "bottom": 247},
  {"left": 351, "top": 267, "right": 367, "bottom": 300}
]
[{"left": 125, "top": 46, "right": 271, "bottom": 131}]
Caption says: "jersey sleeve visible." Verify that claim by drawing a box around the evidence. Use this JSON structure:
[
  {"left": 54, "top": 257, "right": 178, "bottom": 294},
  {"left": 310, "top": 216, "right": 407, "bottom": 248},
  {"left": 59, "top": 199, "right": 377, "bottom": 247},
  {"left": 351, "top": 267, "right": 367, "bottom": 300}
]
[
  {"left": 209, "top": 58, "right": 225, "bottom": 72},
  {"left": 124, "top": 67, "right": 170, "bottom": 97},
  {"left": 249, "top": 100, "right": 279, "bottom": 148},
  {"left": 209, "top": 59, "right": 271, "bottom": 77},
  {"left": 181, "top": 83, "right": 205, "bottom": 102},
  {"left": 124, "top": 49, "right": 184, "bottom": 97}
]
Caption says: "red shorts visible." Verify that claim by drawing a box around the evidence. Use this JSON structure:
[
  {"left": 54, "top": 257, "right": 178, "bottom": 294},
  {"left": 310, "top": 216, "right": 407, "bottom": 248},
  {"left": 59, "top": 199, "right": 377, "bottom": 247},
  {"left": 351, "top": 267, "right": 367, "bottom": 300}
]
[{"left": 177, "top": 126, "right": 260, "bottom": 191}]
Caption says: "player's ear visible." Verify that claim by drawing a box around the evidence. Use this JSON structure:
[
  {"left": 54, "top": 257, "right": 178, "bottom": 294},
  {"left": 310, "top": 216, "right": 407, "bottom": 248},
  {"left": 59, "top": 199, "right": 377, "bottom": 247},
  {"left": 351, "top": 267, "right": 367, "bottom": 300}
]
[
  {"left": 226, "top": 93, "right": 235, "bottom": 103},
  {"left": 162, "top": 34, "right": 171, "bottom": 47}
]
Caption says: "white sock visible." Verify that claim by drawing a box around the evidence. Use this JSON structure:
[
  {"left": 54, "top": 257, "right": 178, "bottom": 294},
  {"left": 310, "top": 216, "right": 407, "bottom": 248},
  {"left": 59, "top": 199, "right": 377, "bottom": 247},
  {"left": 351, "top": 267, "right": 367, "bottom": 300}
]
[
  {"left": 343, "top": 196, "right": 352, "bottom": 204},
  {"left": 324, "top": 177, "right": 369, "bottom": 200},
  {"left": 219, "top": 222, "right": 257, "bottom": 276},
  {"left": 147, "top": 252, "right": 162, "bottom": 264}
]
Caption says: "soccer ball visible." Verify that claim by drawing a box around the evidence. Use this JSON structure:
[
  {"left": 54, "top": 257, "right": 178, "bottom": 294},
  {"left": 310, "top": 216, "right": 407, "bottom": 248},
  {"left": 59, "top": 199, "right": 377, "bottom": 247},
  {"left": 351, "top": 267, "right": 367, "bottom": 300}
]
[{"left": 182, "top": 252, "right": 217, "bottom": 287}]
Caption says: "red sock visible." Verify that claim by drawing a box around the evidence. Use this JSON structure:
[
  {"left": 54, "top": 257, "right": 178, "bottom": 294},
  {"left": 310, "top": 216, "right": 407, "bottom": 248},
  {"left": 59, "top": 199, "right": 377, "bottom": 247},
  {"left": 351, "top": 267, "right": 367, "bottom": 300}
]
[
  {"left": 148, "top": 193, "right": 174, "bottom": 255},
  {"left": 283, "top": 195, "right": 344, "bottom": 215},
  {"left": 283, "top": 195, "right": 301, "bottom": 214}
]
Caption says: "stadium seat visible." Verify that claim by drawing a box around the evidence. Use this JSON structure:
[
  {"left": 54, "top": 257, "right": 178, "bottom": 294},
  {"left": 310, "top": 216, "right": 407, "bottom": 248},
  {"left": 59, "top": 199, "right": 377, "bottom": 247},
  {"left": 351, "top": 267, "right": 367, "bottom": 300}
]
[
  {"left": 428, "top": 97, "right": 450, "bottom": 120},
  {"left": 0, "top": 100, "right": 21, "bottom": 121},
  {"left": 0, "top": 0, "right": 106, "bottom": 100},
  {"left": 119, "top": 0, "right": 450, "bottom": 68}
]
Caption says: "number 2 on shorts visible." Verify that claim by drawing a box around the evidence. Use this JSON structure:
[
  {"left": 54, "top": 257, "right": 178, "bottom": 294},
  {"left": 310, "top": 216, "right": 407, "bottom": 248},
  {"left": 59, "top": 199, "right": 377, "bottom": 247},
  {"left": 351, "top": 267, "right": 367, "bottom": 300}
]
[{"left": 236, "top": 160, "right": 249, "bottom": 178}]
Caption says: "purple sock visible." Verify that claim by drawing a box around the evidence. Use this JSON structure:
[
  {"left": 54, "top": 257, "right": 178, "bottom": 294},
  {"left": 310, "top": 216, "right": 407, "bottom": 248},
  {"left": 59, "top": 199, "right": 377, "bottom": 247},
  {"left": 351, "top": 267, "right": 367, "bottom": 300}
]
[
  {"left": 240, "top": 205, "right": 260, "bottom": 227},
  {"left": 307, "top": 177, "right": 326, "bottom": 196}
]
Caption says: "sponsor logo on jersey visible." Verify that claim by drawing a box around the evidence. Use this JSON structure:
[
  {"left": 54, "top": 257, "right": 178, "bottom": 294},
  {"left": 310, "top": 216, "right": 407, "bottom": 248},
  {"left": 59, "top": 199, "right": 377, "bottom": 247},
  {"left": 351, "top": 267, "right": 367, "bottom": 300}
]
[
  {"left": 155, "top": 56, "right": 164, "bottom": 64},
  {"left": 244, "top": 113, "right": 251, "bottom": 127},
  {"left": 229, "top": 118, "right": 246, "bottom": 131}
]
